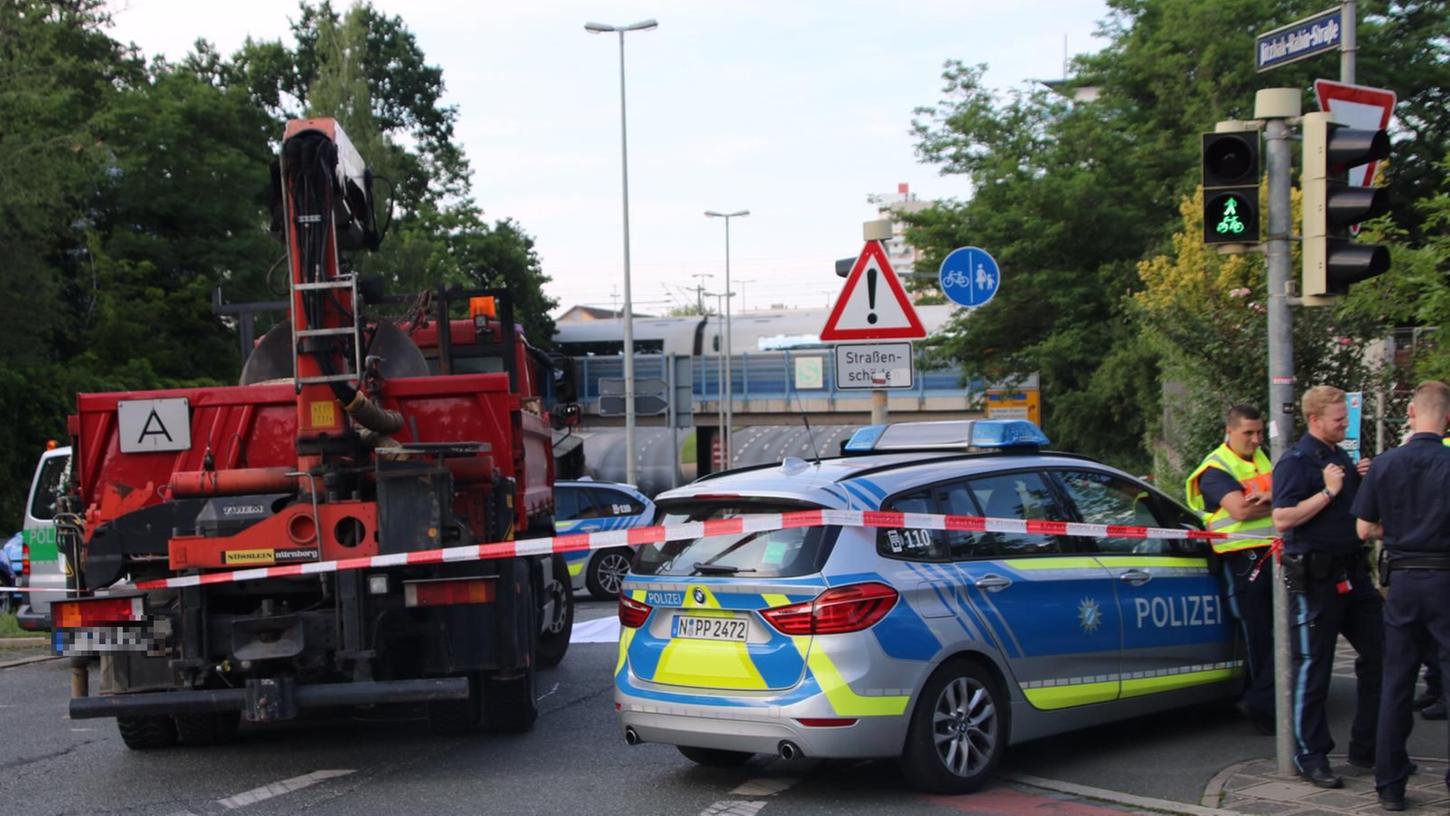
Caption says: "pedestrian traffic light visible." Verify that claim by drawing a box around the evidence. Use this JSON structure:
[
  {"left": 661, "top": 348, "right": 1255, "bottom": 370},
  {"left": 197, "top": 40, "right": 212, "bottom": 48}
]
[
  {"left": 1202, "top": 129, "right": 1261, "bottom": 245},
  {"left": 1301, "top": 111, "right": 1391, "bottom": 302}
]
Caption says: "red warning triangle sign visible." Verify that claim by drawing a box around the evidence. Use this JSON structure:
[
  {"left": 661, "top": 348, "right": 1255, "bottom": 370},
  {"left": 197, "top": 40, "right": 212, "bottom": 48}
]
[{"left": 820, "top": 241, "right": 926, "bottom": 341}]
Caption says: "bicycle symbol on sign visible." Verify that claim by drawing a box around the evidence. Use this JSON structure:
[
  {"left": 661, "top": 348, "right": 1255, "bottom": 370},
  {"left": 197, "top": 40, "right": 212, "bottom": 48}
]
[{"left": 942, "top": 269, "right": 970, "bottom": 288}]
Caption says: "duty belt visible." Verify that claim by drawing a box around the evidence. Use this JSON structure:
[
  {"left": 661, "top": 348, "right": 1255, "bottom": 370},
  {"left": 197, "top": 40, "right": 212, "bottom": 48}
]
[{"left": 1386, "top": 553, "right": 1450, "bottom": 571}]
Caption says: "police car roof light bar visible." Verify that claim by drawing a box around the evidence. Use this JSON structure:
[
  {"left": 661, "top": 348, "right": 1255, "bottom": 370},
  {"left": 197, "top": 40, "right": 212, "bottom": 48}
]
[{"left": 844, "top": 420, "right": 1050, "bottom": 454}]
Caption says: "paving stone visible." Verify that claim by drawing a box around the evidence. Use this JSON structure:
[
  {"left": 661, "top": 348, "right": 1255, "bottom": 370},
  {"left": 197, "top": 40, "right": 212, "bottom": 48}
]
[{"left": 1236, "top": 781, "right": 1323, "bottom": 803}]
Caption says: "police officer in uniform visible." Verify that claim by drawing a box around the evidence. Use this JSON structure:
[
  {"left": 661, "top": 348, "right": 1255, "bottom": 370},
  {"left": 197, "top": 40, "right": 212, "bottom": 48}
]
[
  {"left": 1185, "top": 404, "right": 1275, "bottom": 734},
  {"left": 1271, "top": 385, "right": 1380, "bottom": 789},
  {"left": 1353, "top": 381, "right": 1450, "bottom": 811}
]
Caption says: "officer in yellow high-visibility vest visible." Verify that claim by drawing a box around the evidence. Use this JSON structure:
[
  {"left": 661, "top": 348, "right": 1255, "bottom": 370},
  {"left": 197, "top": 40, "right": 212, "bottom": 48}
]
[{"left": 1186, "top": 404, "right": 1276, "bottom": 735}]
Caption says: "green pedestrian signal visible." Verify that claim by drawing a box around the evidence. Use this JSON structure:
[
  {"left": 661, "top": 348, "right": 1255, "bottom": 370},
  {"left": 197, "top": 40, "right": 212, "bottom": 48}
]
[{"left": 1202, "top": 129, "right": 1261, "bottom": 246}]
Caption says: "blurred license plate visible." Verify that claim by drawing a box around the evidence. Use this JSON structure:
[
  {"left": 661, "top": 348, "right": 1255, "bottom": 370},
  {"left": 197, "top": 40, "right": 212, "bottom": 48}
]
[
  {"left": 672, "top": 615, "right": 747, "bottom": 642},
  {"left": 54, "top": 626, "right": 156, "bottom": 656}
]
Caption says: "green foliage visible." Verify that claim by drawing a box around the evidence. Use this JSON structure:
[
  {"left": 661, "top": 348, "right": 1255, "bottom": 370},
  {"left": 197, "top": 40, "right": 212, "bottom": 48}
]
[
  {"left": 0, "top": 1, "right": 557, "bottom": 527},
  {"left": 906, "top": 0, "right": 1450, "bottom": 476}
]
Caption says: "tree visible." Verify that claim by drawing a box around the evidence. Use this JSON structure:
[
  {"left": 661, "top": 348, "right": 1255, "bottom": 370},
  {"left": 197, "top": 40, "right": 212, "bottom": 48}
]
[{"left": 905, "top": 0, "right": 1450, "bottom": 472}]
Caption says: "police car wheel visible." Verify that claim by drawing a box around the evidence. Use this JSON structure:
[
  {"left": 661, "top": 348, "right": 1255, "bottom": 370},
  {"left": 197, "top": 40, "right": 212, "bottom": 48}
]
[
  {"left": 586, "top": 549, "right": 632, "bottom": 600},
  {"left": 900, "top": 659, "right": 1006, "bottom": 794},
  {"left": 677, "top": 745, "right": 753, "bottom": 767},
  {"left": 117, "top": 714, "right": 178, "bottom": 750}
]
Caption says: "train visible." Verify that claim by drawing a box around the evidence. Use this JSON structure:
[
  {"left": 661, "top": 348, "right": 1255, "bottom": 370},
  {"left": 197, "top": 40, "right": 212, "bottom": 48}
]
[{"left": 553, "top": 304, "right": 960, "bottom": 358}]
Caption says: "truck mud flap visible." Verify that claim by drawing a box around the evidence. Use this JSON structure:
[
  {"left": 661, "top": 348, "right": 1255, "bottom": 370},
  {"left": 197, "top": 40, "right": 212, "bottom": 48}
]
[{"left": 69, "top": 676, "right": 470, "bottom": 720}]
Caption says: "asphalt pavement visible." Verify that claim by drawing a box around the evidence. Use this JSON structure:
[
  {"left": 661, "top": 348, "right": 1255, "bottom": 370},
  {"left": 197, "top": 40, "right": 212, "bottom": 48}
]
[{"left": 2, "top": 602, "right": 1445, "bottom": 815}]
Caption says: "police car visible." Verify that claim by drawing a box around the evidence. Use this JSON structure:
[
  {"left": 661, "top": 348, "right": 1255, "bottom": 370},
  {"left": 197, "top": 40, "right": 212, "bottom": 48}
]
[
  {"left": 614, "top": 420, "right": 1238, "bottom": 794},
  {"left": 555, "top": 479, "right": 656, "bottom": 599}
]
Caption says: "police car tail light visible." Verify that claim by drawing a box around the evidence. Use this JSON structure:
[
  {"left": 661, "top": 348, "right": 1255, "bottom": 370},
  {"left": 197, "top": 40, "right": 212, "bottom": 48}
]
[
  {"left": 53, "top": 596, "right": 143, "bottom": 629},
  {"left": 619, "top": 594, "right": 652, "bottom": 628},
  {"left": 21, "top": 540, "right": 29, "bottom": 577},
  {"left": 761, "top": 582, "right": 898, "bottom": 635}
]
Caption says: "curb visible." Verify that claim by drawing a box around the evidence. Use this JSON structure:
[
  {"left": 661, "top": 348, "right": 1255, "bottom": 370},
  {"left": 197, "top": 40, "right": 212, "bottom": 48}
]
[
  {"left": 0, "top": 654, "right": 59, "bottom": 670},
  {"left": 1003, "top": 771, "right": 1248, "bottom": 816},
  {"left": 0, "top": 636, "right": 49, "bottom": 647}
]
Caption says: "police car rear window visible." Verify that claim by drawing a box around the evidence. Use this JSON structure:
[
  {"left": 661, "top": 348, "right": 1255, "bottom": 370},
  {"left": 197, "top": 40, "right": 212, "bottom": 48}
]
[{"left": 635, "top": 503, "right": 838, "bottom": 578}]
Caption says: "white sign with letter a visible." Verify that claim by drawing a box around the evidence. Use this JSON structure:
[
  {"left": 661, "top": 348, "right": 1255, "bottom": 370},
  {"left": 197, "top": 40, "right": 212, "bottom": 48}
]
[{"left": 118, "top": 398, "right": 192, "bottom": 453}]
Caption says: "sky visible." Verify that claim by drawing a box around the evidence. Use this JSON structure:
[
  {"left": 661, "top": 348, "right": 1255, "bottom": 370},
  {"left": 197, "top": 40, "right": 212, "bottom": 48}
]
[{"left": 105, "top": 0, "right": 1110, "bottom": 316}]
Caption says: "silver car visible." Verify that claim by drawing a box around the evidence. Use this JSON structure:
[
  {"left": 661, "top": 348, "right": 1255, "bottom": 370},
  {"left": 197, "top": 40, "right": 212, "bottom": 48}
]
[{"left": 614, "top": 420, "right": 1238, "bottom": 794}]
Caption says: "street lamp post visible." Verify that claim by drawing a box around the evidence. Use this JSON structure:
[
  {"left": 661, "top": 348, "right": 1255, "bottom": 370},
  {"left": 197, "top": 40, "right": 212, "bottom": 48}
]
[
  {"left": 586, "top": 18, "right": 657, "bottom": 487},
  {"left": 705, "top": 209, "right": 748, "bottom": 468}
]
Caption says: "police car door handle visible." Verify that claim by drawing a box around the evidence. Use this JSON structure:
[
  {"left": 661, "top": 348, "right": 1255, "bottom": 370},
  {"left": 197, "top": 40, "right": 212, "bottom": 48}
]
[
  {"left": 1118, "top": 569, "right": 1151, "bottom": 586},
  {"left": 973, "top": 574, "right": 1012, "bottom": 592}
]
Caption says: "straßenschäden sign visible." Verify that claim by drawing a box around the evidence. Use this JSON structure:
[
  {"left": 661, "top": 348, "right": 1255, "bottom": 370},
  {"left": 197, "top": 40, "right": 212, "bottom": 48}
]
[{"left": 1255, "top": 6, "right": 1342, "bottom": 73}]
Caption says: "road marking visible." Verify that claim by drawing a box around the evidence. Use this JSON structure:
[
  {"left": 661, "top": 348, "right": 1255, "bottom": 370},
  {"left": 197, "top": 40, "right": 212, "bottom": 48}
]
[
  {"left": 1000, "top": 772, "right": 1243, "bottom": 816},
  {"left": 698, "top": 802, "right": 766, "bottom": 816},
  {"left": 215, "top": 770, "right": 355, "bottom": 810},
  {"left": 730, "top": 777, "right": 798, "bottom": 796},
  {"left": 537, "top": 682, "right": 560, "bottom": 702}
]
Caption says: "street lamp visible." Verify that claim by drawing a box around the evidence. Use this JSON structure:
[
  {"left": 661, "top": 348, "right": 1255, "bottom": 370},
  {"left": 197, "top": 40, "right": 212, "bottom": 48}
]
[
  {"left": 705, "top": 209, "right": 748, "bottom": 467},
  {"left": 586, "top": 18, "right": 657, "bottom": 487}
]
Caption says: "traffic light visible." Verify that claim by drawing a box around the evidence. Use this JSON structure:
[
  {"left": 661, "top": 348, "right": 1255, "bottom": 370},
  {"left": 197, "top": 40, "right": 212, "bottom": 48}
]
[
  {"left": 1301, "top": 111, "right": 1391, "bottom": 301},
  {"left": 1202, "top": 129, "right": 1261, "bottom": 245}
]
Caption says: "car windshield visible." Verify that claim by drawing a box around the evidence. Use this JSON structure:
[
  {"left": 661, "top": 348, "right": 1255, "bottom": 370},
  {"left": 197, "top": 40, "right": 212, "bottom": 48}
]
[{"left": 634, "top": 502, "right": 838, "bottom": 578}]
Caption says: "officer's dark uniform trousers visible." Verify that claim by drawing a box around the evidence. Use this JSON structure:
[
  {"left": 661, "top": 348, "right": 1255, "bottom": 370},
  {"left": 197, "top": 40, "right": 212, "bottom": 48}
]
[
  {"left": 1357, "top": 431, "right": 1450, "bottom": 796},
  {"left": 1274, "top": 433, "right": 1383, "bottom": 773},
  {"left": 1221, "top": 548, "right": 1274, "bottom": 716},
  {"left": 1378, "top": 570, "right": 1450, "bottom": 791},
  {"left": 1289, "top": 558, "right": 1383, "bottom": 768}
]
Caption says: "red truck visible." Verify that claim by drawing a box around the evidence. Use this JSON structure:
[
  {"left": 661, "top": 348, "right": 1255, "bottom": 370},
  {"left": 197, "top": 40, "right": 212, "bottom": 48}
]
[{"left": 50, "top": 118, "right": 576, "bottom": 748}]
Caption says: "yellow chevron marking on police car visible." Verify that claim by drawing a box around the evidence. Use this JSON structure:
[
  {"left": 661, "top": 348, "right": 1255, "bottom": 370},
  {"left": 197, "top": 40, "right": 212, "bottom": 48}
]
[
  {"left": 653, "top": 637, "right": 766, "bottom": 690},
  {"left": 780, "top": 635, "right": 906, "bottom": 716},
  {"left": 1021, "top": 680, "right": 1120, "bottom": 710},
  {"left": 1001, "top": 558, "right": 1102, "bottom": 571},
  {"left": 568, "top": 560, "right": 585, "bottom": 577},
  {"left": 1119, "top": 666, "right": 1240, "bottom": 698},
  {"left": 761, "top": 593, "right": 792, "bottom": 609},
  {"left": 1095, "top": 556, "right": 1208, "bottom": 569},
  {"left": 805, "top": 650, "right": 909, "bottom": 716}
]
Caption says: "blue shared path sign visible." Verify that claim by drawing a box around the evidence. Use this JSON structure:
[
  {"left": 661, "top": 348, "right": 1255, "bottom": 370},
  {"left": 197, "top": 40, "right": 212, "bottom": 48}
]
[{"left": 938, "top": 246, "right": 1001, "bottom": 308}]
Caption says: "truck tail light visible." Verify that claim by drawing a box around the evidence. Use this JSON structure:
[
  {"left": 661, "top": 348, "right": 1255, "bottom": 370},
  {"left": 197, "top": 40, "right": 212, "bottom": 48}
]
[
  {"left": 403, "top": 577, "right": 495, "bottom": 608},
  {"left": 54, "top": 596, "right": 144, "bottom": 629},
  {"left": 618, "top": 594, "right": 652, "bottom": 628},
  {"left": 21, "top": 541, "right": 29, "bottom": 577},
  {"left": 761, "top": 582, "right": 898, "bottom": 635}
]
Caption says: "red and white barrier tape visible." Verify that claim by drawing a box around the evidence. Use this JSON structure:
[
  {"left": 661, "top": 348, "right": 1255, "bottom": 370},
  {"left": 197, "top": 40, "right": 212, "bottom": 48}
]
[{"left": 119, "top": 509, "right": 1269, "bottom": 593}]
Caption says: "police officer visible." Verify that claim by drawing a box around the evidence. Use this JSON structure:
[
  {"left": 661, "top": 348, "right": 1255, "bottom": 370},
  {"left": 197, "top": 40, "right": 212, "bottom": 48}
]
[
  {"left": 1353, "top": 381, "right": 1450, "bottom": 811},
  {"left": 1271, "top": 384, "right": 1380, "bottom": 789},
  {"left": 1185, "top": 404, "right": 1275, "bottom": 734}
]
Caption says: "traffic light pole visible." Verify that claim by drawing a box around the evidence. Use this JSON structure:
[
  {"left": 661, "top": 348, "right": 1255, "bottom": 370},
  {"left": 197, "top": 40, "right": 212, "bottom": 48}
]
[{"left": 1256, "top": 87, "right": 1300, "bottom": 777}]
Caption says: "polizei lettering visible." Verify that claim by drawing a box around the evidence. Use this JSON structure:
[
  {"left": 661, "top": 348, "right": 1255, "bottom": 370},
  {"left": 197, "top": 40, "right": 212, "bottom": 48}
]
[{"left": 1133, "top": 595, "right": 1221, "bottom": 628}]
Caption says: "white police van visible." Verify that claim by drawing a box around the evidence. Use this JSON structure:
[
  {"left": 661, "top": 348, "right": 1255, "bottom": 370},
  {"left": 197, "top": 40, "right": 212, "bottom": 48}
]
[
  {"left": 614, "top": 420, "right": 1237, "bottom": 793},
  {"left": 17, "top": 446, "right": 71, "bottom": 630}
]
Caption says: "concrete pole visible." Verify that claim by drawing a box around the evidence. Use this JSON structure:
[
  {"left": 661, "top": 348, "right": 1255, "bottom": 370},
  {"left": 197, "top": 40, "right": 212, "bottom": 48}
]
[
  {"left": 1256, "top": 87, "right": 1301, "bottom": 777},
  {"left": 871, "top": 390, "right": 888, "bottom": 424}
]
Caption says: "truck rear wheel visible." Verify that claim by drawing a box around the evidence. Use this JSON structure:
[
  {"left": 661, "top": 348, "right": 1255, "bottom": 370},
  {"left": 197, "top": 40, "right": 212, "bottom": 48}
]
[
  {"left": 117, "top": 715, "right": 177, "bottom": 750},
  {"left": 175, "top": 711, "right": 241, "bottom": 746},
  {"left": 536, "top": 555, "right": 573, "bottom": 669},
  {"left": 427, "top": 674, "right": 483, "bottom": 735},
  {"left": 482, "top": 668, "right": 537, "bottom": 734}
]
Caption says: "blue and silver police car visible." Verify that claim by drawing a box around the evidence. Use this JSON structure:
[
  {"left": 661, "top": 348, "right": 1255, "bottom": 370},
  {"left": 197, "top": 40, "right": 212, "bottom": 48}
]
[
  {"left": 555, "top": 479, "right": 656, "bottom": 599},
  {"left": 614, "top": 420, "right": 1239, "bottom": 794}
]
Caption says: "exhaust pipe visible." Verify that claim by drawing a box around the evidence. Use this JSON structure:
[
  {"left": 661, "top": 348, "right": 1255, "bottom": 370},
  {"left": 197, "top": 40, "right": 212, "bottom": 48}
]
[
  {"left": 777, "top": 740, "right": 801, "bottom": 760},
  {"left": 624, "top": 727, "right": 641, "bottom": 746}
]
